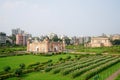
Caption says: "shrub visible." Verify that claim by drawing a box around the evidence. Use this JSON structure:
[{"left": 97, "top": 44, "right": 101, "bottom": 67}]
[
  {"left": 66, "top": 56, "right": 71, "bottom": 60},
  {"left": 14, "top": 68, "right": 22, "bottom": 77},
  {"left": 48, "top": 59, "right": 52, "bottom": 63},
  {"left": 28, "top": 62, "right": 40, "bottom": 68},
  {"left": 47, "top": 63, "right": 53, "bottom": 66},
  {"left": 45, "top": 67, "right": 52, "bottom": 72},
  {"left": 59, "top": 57, "right": 63, "bottom": 61},
  {"left": 53, "top": 69, "right": 61, "bottom": 74},
  {"left": 75, "top": 55, "right": 78, "bottom": 58},
  {"left": 0, "top": 73, "right": 14, "bottom": 80},
  {"left": 4, "top": 66, "right": 11, "bottom": 72},
  {"left": 19, "top": 63, "right": 25, "bottom": 69},
  {"left": 22, "top": 69, "right": 34, "bottom": 74}
]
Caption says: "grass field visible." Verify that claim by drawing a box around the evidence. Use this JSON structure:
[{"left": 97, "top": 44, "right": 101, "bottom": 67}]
[
  {"left": 66, "top": 45, "right": 120, "bottom": 54},
  {"left": 115, "top": 75, "right": 120, "bottom": 80},
  {"left": 3, "top": 54, "right": 120, "bottom": 80},
  {"left": 0, "top": 54, "right": 75, "bottom": 72}
]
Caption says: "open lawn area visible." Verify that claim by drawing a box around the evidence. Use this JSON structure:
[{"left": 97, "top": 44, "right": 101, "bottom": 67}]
[{"left": 0, "top": 54, "right": 75, "bottom": 72}]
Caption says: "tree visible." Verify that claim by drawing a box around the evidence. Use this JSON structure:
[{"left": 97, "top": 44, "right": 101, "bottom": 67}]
[
  {"left": 4, "top": 66, "right": 11, "bottom": 72},
  {"left": 65, "top": 38, "right": 70, "bottom": 45},
  {"left": 52, "top": 36, "right": 59, "bottom": 42},
  {"left": 112, "top": 40, "right": 120, "bottom": 45},
  {"left": 19, "top": 63, "right": 25, "bottom": 69}
]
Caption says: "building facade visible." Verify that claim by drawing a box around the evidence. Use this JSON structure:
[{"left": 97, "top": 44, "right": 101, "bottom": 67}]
[
  {"left": 16, "top": 34, "right": 31, "bottom": 46},
  {"left": 85, "top": 37, "right": 112, "bottom": 47},
  {"left": 0, "top": 32, "right": 6, "bottom": 45},
  {"left": 12, "top": 28, "right": 24, "bottom": 35},
  {"left": 27, "top": 38, "right": 65, "bottom": 53},
  {"left": 111, "top": 34, "right": 120, "bottom": 40}
]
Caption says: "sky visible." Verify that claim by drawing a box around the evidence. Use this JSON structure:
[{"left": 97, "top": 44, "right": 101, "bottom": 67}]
[{"left": 0, "top": 0, "right": 120, "bottom": 37}]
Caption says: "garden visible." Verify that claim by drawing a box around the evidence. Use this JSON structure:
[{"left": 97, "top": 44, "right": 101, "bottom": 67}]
[{"left": 0, "top": 53, "right": 120, "bottom": 80}]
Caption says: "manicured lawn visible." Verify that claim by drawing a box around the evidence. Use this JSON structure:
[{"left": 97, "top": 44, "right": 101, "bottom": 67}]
[
  {"left": 7, "top": 72, "right": 72, "bottom": 80},
  {"left": 0, "top": 54, "right": 75, "bottom": 72}
]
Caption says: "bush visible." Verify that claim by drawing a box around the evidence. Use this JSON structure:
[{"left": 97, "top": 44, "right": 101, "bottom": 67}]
[
  {"left": 19, "top": 63, "right": 25, "bottom": 69},
  {"left": 59, "top": 57, "right": 63, "bottom": 61},
  {"left": 4, "top": 66, "right": 11, "bottom": 72},
  {"left": 0, "top": 73, "right": 14, "bottom": 80},
  {"left": 14, "top": 68, "right": 22, "bottom": 77},
  {"left": 22, "top": 69, "right": 34, "bottom": 74},
  {"left": 48, "top": 59, "right": 52, "bottom": 63},
  {"left": 66, "top": 56, "right": 71, "bottom": 60},
  {"left": 53, "top": 69, "right": 61, "bottom": 74},
  {"left": 45, "top": 67, "right": 52, "bottom": 72},
  {"left": 28, "top": 62, "right": 40, "bottom": 68},
  {"left": 47, "top": 63, "right": 53, "bottom": 66}
]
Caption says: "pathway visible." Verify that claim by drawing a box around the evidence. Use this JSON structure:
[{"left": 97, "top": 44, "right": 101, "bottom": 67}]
[{"left": 106, "top": 69, "right": 120, "bottom": 80}]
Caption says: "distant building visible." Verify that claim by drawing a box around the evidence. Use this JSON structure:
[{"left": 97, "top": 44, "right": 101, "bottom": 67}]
[
  {"left": 83, "top": 36, "right": 91, "bottom": 43},
  {"left": 0, "top": 32, "right": 6, "bottom": 45},
  {"left": 85, "top": 37, "right": 112, "bottom": 47},
  {"left": 27, "top": 38, "right": 65, "bottom": 53},
  {"left": 16, "top": 33, "right": 31, "bottom": 46},
  {"left": 111, "top": 34, "right": 120, "bottom": 40},
  {"left": 16, "top": 34, "right": 23, "bottom": 45},
  {"left": 12, "top": 28, "right": 24, "bottom": 35},
  {"left": 70, "top": 36, "right": 91, "bottom": 45}
]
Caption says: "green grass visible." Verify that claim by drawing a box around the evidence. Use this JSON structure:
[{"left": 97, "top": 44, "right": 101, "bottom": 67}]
[
  {"left": 66, "top": 45, "right": 120, "bottom": 54},
  {"left": 6, "top": 55, "right": 120, "bottom": 80},
  {"left": 0, "top": 46, "right": 26, "bottom": 54},
  {"left": 89, "top": 62, "right": 120, "bottom": 80},
  {"left": 0, "top": 54, "right": 75, "bottom": 72},
  {"left": 7, "top": 71, "right": 83, "bottom": 80},
  {"left": 115, "top": 75, "right": 120, "bottom": 80},
  {"left": 7, "top": 62, "right": 120, "bottom": 80}
]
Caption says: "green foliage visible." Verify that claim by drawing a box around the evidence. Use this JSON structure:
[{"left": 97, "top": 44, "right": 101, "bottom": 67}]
[
  {"left": 59, "top": 57, "right": 63, "bottom": 61},
  {"left": 19, "top": 63, "right": 25, "bottom": 69},
  {"left": 28, "top": 62, "right": 40, "bottom": 68},
  {"left": 45, "top": 67, "right": 52, "bottom": 72},
  {"left": 53, "top": 69, "right": 61, "bottom": 74},
  {"left": 66, "top": 56, "right": 71, "bottom": 60},
  {"left": 0, "top": 73, "right": 14, "bottom": 80},
  {"left": 115, "top": 74, "right": 120, "bottom": 80},
  {"left": 47, "top": 59, "right": 52, "bottom": 63},
  {"left": 4, "top": 66, "right": 11, "bottom": 72},
  {"left": 112, "top": 40, "right": 120, "bottom": 45},
  {"left": 66, "top": 45, "right": 120, "bottom": 54},
  {"left": 0, "top": 46, "right": 26, "bottom": 56},
  {"left": 14, "top": 68, "right": 22, "bottom": 77}
]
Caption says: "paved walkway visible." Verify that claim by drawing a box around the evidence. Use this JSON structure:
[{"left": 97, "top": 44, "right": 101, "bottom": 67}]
[{"left": 106, "top": 69, "right": 120, "bottom": 80}]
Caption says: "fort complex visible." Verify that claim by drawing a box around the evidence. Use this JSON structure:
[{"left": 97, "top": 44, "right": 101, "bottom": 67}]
[
  {"left": 27, "top": 38, "right": 65, "bottom": 53},
  {"left": 85, "top": 37, "right": 112, "bottom": 47}
]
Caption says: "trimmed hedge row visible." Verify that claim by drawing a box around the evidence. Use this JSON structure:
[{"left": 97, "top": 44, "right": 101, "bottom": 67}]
[
  {"left": 62, "top": 56, "right": 112, "bottom": 75},
  {"left": 72, "top": 57, "right": 119, "bottom": 78},
  {"left": 53, "top": 56, "right": 108, "bottom": 74},
  {"left": 83, "top": 58, "right": 120, "bottom": 80}
]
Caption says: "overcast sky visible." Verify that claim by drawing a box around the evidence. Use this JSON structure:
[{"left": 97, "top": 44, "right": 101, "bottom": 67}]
[{"left": 0, "top": 0, "right": 120, "bottom": 37}]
